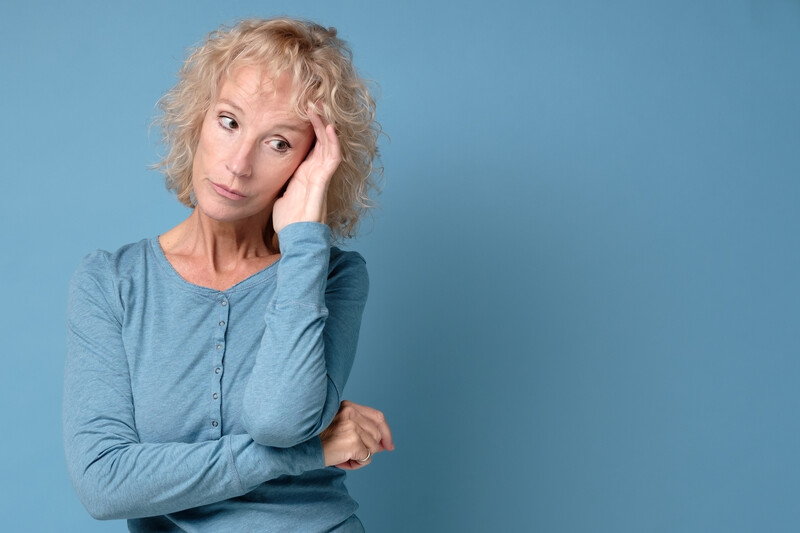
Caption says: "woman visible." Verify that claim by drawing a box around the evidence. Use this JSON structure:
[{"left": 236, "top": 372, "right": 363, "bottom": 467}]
[{"left": 63, "top": 18, "right": 393, "bottom": 532}]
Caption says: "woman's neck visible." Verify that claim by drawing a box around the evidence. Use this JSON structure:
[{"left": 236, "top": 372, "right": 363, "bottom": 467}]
[{"left": 158, "top": 209, "right": 280, "bottom": 290}]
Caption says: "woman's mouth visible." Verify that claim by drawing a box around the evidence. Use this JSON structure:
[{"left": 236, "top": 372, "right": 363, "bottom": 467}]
[{"left": 210, "top": 181, "right": 246, "bottom": 200}]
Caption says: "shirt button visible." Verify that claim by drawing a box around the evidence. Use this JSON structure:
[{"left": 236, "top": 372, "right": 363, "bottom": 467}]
[
  {"left": 218, "top": 320, "right": 225, "bottom": 326},
  {"left": 211, "top": 420, "right": 219, "bottom": 428},
  {"left": 216, "top": 344, "right": 223, "bottom": 350},
  {"left": 215, "top": 367, "right": 221, "bottom": 374},
  {"left": 212, "top": 393, "right": 219, "bottom": 400},
  {"left": 221, "top": 300, "right": 227, "bottom": 306}
]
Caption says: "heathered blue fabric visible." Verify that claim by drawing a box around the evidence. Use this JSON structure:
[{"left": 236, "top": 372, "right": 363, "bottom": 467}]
[{"left": 63, "top": 222, "right": 368, "bottom": 532}]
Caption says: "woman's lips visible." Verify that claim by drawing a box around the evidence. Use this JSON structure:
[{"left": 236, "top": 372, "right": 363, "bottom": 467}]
[{"left": 210, "top": 181, "right": 246, "bottom": 200}]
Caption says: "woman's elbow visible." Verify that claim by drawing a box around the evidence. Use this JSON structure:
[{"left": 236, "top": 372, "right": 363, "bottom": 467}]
[
  {"left": 71, "top": 476, "right": 130, "bottom": 521},
  {"left": 66, "top": 454, "right": 140, "bottom": 520},
  {"left": 84, "top": 499, "right": 122, "bottom": 521},
  {"left": 242, "top": 400, "right": 325, "bottom": 448}
]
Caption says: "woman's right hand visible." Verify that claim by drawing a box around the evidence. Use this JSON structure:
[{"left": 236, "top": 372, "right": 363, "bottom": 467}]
[
  {"left": 320, "top": 400, "right": 394, "bottom": 469},
  {"left": 272, "top": 108, "right": 341, "bottom": 235}
]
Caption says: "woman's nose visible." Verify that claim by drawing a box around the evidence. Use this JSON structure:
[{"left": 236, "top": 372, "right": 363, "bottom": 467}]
[{"left": 226, "top": 139, "right": 253, "bottom": 178}]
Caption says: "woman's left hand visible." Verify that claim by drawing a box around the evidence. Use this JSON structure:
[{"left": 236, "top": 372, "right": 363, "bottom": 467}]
[
  {"left": 320, "top": 400, "right": 394, "bottom": 470},
  {"left": 272, "top": 107, "right": 341, "bottom": 234}
]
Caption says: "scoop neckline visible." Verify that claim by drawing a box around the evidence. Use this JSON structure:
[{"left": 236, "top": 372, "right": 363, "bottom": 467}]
[{"left": 148, "top": 236, "right": 280, "bottom": 295}]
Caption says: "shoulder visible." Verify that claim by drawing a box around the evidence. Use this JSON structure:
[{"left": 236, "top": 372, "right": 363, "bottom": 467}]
[
  {"left": 71, "top": 239, "right": 151, "bottom": 284},
  {"left": 327, "top": 247, "right": 369, "bottom": 299},
  {"left": 329, "top": 246, "right": 366, "bottom": 271},
  {"left": 68, "top": 239, "right": 153, "bottom": 307}
]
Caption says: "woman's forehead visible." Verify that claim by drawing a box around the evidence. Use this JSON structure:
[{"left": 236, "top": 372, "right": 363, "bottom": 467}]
[
  {"left": 214, "top": 65, "right": 309, "bottom": 125},
  {"left": 220, "top": 65, "right": 295, "bottom": 97},
  {"left": 217, "top": 63, "right": 300, "bottom": 111}
]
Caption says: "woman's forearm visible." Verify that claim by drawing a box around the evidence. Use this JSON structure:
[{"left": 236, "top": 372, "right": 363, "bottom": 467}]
[
  {"left": 64, "top": 252, "right": 324, "bottom": 519},
  {"left": 241, "top": 222, "right": 369, "bottom": 447},
  {"left": 64, "top": 430, "right": 320, "bottom": 520}
]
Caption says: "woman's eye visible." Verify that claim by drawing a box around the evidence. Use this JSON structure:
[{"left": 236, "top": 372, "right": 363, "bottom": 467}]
[
  {"left": 269, "top": 139, "right": 290, "bottom": 152},
  {"left": 219, "top": 116, "right": 238, "bottom": 130}
]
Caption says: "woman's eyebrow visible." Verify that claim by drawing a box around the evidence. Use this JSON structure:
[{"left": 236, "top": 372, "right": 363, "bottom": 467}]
[
  {"left": 217, "top": 98, "right": 245, "bottom": 113},
  {"left": 216, "top": 98, "right": 308, "bottom": 132},
  {"left": 272, "top": 122, "right": 310, "bottom": 133}
]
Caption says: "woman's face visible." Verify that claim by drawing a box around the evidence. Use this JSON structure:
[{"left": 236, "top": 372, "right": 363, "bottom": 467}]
[{"left": 191, "top": 65, "right": 315, "bottom": 225}]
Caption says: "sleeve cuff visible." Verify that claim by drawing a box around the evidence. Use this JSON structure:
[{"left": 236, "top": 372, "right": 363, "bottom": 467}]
[
  {"left": 277, "top": 222, "right": 331, "bottom": 251},
  {"left": 274, "top": 223, "right": 331, "bottom": 308}
]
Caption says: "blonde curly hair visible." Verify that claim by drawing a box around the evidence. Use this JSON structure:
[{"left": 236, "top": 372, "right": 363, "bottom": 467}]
[{"left": 156, "top": 17, "right": 381, "bottom": 240}]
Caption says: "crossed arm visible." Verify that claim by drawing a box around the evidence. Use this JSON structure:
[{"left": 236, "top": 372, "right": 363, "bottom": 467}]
[{"left": 63, "top": 111, "right": 392, "bottom": 520}]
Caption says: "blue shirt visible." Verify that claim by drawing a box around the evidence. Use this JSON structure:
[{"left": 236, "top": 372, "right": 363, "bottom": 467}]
[{"left": 63, "top": 223, "right": 368, "bottom": 532}]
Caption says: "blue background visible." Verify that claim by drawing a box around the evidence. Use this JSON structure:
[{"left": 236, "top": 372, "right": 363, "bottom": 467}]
[{"left": 2, "top": 0, "right": 799, "bottom": 531}]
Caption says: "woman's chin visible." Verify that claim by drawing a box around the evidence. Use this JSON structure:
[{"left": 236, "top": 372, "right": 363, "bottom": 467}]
[{"left": 195, "top": 200, "right": 271, "bottom": 226}]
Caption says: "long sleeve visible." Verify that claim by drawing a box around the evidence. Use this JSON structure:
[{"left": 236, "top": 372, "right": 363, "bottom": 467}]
[
  {"left": 241, "top": 222, "right": 369, "bottom": 448},
  {"left": 63, "top": 250, "right": 323, "bottom": 520}
]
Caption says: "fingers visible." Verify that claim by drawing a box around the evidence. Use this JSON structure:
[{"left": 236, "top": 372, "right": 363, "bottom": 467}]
[
  {"left": 320, "top": 417, "right": 374, "bottom": 469},
  {"left": 320, "top": 400, "right": 394, "bottom": 470},
  {"left": 271, "top": 109, "right": 340, "bottom": 232},
  {"left": 345, "top": 414, "right": 380, "bottom": 469},
  {"left": 355, "top": 449, "right": 372, "bottom": 464},
  {"left": 341, "top": 400, "right": 395, "bottom": 452},
  {"left": 354, "top": 420, "right": 382, "bottom": 458},
  {"left": 338, "top": 418, "right": 378, "bottom": 468},
  {"left": 305, "top": 107, "right": 342, "bottom": 180}
]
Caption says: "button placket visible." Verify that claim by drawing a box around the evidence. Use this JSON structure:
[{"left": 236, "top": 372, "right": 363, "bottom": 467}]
[{"left": 211, "top": 296, "right": 230, "bottom": 436}]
